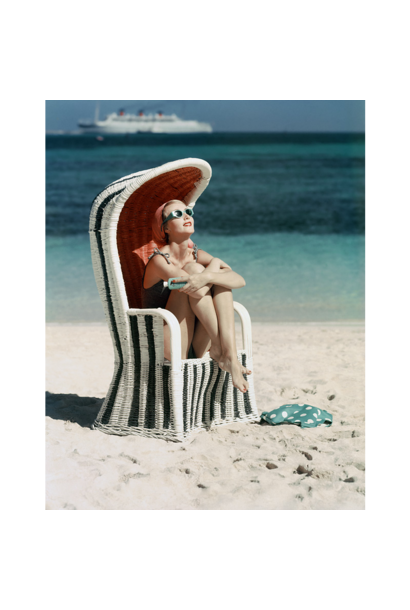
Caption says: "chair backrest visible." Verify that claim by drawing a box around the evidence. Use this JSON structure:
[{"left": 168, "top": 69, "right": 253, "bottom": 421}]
[
  {"left": 117, "top": 166, "right": 203, "bottom": 309},
  {"left": 89, "top": 159, "right": 212, "bottom": 327}
]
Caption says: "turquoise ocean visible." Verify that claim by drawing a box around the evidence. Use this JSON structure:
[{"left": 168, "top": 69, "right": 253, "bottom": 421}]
[{"left": 46, "top": 133, "right": 364, "bottom": 323}]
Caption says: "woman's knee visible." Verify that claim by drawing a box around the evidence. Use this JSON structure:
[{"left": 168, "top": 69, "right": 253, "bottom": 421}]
[{"left": 183, "top": 262, "right": 205, "bottom": 274}]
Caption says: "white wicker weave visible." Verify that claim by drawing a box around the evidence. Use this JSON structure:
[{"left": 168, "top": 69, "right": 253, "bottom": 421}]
[{"left": 89, "top": 158, "right": 258, "bottom": 441}]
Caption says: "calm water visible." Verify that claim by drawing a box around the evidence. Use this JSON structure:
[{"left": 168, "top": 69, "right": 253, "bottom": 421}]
[{"left": 46, "top": 133, "right": 365, "bottom": 323}]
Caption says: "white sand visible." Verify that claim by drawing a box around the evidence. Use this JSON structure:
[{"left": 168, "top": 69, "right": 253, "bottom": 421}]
[{"left": 46, "top": 322, "right": 364, "bottom": 510}]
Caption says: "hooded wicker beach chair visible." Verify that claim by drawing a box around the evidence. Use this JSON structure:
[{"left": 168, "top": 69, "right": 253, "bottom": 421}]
[{"left": 89, "top": 158, "right": 258, "bottom": 441}]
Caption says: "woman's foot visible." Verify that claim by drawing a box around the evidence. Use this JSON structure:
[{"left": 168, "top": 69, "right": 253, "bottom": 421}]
[
  {"left": 218, "top": 355, "right": 249, "bottom": 393},
  {"left": 209, "top": 346, "right": 251, "bottom": 376}
]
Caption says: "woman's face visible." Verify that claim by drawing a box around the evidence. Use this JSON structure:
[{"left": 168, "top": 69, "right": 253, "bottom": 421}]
[{"left": 163, "top": 200, "right": 194, "bottom": 240}]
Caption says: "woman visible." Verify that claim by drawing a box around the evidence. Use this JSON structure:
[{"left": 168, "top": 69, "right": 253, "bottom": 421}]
[{"left": 142, "top": 199, "right": 251, "bottom": 393}]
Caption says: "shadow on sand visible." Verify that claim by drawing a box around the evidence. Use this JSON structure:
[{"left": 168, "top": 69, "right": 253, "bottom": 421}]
[{"left": 46, "top": 391, "right": 103, "bottom": 428}]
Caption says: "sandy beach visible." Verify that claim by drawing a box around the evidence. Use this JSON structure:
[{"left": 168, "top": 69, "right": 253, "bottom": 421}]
[{"left": 46, "top": 321, "right": 364, "bottom": 510}]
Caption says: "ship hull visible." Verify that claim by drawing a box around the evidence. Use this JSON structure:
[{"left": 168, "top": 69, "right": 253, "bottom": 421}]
[{"left": 78, "top": 119, "right": 212, "bottom": 134}]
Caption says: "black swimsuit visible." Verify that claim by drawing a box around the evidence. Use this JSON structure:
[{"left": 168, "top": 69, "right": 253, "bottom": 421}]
[{"left": 141, "top": 244, "right": 199, "bottom": 309}]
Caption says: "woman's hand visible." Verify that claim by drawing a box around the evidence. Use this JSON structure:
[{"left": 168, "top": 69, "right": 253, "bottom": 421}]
[{"left": 176, "top": 272, "right": 211, "bottom": 296}]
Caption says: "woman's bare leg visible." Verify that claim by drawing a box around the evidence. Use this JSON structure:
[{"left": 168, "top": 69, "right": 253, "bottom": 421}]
[
  {"left": 183, "top": 263, "right": 249, "bottom": 393},
  {"left": 181, "top": 262, "right": 221, "bottom": 358},
  {"left": 189, "top": 294, "right": 219, "bottom": 358},
  {"left": 210, "top": 285, "right": 250, "bottom": 392},
  {"left": 202, "top": 285, "right": 251, "bottom": 375},
  {"left": 164, "top": 289, "right": 195, "bottom": 360}
]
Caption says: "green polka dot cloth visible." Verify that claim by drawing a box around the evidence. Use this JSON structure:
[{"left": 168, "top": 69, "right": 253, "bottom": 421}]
[{"left": 261, "top": 404, "right": 333, "bottom": 428}]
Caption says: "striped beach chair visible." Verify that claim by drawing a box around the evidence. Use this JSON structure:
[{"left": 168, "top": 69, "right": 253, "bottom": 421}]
[{"left": 89, "top": 158, "right": 258, "bottom": 441}]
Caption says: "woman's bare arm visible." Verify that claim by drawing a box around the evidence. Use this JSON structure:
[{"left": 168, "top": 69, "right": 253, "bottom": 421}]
[
  {"left": 144, "top": 254, "right": 190, "bottom": 287},
  {"left": 179, "top": 255, "right": 245, "bottom": 294},
  {"left": 204, "top": 268, "right": 245, "bottom": 289},
  {"left": 202, "top": 256, "right": 245, "bottom": 289}
]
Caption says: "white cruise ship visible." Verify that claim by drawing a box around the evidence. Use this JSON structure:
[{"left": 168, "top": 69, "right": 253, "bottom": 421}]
[{"left": 78, "top": 108, "right": 212, "bottom": 134}]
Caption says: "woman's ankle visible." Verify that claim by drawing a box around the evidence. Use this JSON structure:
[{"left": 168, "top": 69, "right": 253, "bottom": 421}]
[
  {"left": 209, "top": 344, "right": 222, "bottom": 359},
  {"left": 220, "top": 348, "right": 237, "bottom": 362}
]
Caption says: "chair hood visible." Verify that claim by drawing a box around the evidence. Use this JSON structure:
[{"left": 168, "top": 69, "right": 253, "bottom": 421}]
[{"left": 89, "top": 158, "right": 212, "bottom": 310}]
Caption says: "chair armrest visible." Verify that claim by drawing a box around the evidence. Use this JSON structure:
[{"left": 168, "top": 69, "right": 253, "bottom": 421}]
[
  {"left": 127, "top": 308, "right": 182, "bottom": 372},
  {"left": 233, "top": 302, "right": 252, "bottom": 358}
]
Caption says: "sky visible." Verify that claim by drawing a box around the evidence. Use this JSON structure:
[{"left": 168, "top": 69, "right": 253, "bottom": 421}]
[{"left": 45, "top": 100, "right": 365, "bottom": 133}]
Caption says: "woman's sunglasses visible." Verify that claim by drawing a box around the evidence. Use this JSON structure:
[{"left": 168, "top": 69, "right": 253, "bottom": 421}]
[{"left": 161, "top": 207, "right": 194, "bottom": 229}]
